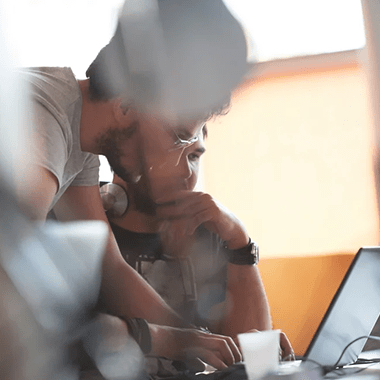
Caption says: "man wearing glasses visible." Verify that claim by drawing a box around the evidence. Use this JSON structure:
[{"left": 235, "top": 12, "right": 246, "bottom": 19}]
[
  {"left": 16, "top": 0, "right": 262, "bottom": 374},
  {"left": 102, "top": 121, "right": 294, "bottom": 377}
]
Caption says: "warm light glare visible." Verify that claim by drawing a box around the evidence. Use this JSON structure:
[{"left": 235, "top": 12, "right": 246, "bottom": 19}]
[
  {"left": 204, "top": 63, "right": 378, "bottom": 257},
  {"left": 223, "top": 0, "right": 366, "bottom": 62}
]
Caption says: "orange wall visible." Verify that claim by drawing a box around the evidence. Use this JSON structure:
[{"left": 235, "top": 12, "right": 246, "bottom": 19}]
[
  {"left": 204, "top": 62, "right": 379, "bottom": 258},
  {"left": 259, "top": 253, "right": 354, "bottom": 355}
]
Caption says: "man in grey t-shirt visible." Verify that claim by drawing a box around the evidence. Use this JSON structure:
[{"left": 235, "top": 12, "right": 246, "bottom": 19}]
[
  {"left": 20, "top": 66, "right": 100, "bottom": 209},
  {"left": 20, "top": 0, "right": 251, "bottom": 370}
]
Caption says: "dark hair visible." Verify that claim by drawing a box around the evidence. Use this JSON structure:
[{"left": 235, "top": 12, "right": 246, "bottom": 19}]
[
  {"left": 86, "top": 23, "right": 126, "bottom": 101},
  {"left": 86, "top": 0, "right": 247, "bottom": 119}
]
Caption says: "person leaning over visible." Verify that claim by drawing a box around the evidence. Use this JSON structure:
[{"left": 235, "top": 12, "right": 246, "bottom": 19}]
[{"left": 17, "top": 0, "right": 251, "bottom": 371}]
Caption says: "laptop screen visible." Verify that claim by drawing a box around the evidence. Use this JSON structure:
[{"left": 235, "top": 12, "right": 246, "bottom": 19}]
[{"left": 304, "top": 247, "right": 380, "bottom": 369}]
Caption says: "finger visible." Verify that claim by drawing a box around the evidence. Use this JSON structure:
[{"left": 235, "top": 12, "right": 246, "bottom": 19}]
[
  {"left": 197, "top": 336, "right": 235, "bottom": 367},
  {"left": 280, "top": 332, "right": 295, "bottom": 361},
  {"left": 201, "top": 334, "right": 241, "bottom": 366},
  {"left": 156, "top": 199, "right": 205, "bottom": 220},
  {"left": 195, "top": 347, "right": 228, "bottom": 370},
  {"left": 233, "top": 336, "right": 240, "bottom": 350},
  {"left": 155, "top": 192, "right": 210, "bottom": 219},
  {"left": 185, "top": 209, "right": 213, "bottom": 235},
  {"left": 155, "top": 190, "right": 203, "bottom": 204},
  {"left": 156, "top": 204, "right": 213, "bottom": 241},
  {"left": 222, "top": 336, "right": 242, "bottom": 363},
  {"left": 155, "top": 192, "right": 199, "bottom": 212}
]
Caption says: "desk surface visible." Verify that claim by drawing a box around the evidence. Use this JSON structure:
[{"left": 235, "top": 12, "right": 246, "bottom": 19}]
[
  {"left": 201, "top": 351, "right": 380, "bottom": 380},
  {"left": 275, "top": 350, "right": 380, "bottom": 379},
  {"left": 324, "top": 363, "right": 380, "bottom": 379},
  {"left": 314, "top": 349, "right": 380, "bottom": 379}
]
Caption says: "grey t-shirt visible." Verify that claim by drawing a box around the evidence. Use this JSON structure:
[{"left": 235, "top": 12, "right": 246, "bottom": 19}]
[{"left": 19, "top": 67, "right": 100, "bottom": 210}]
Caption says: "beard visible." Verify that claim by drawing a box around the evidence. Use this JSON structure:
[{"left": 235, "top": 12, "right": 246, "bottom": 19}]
[
  {"left": 97, "top": 121, "right": 139, "bottom": 184},
  {"left": 96, "top": 121, "right": 157, "bottom": 215},
  {"left": 129, "top": 173, "right": 157, "bottom": 216}
]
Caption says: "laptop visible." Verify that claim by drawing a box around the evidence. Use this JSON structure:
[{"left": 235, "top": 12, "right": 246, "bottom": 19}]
[
  {"left": 298, "top": 246, "right": 380, "bottom": 372},
  {"left": 213, "top": 247, "right": 380, "bottom": 379}
]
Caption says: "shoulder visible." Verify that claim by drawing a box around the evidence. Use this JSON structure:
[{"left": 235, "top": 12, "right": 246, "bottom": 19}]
[
  {"left": 21, "top": 67, "right": 82, "bottom": 153},
  {"left": 17, "top": 67, "right": 76, "bottom": 85},
  {"left": 17, "top": 67, "right": 77, "bottom": 93},
  {"left": 18, "top": 67, "right": 81, "bottom": 116}
]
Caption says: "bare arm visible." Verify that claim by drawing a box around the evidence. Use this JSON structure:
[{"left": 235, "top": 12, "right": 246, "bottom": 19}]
[
  {"left": 219, "top": 263, "right": 272, "bottom": 337},
  {"left": 155, "top": 190, "right": 272, "bottom": 334},
  {"left": 53, "top": 184, "right": 187, "bottom": 327},
  {"left": 93, "top": 313, "right": 241, "bottom": 370},
  {"left": 18, "top": 166, "right": 184, "bottom": 326},
  {"left": 155, "top": 190, "right": 295, "bottom": 358},
  {"left": 217, "top": 262, "right": 294, "bottom": 360},
  {"left": 23, "top": 168, "right": 244, "bottom": 368}
]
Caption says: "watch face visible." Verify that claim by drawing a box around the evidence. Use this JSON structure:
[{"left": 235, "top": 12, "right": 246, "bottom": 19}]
[{"left": 252, "top": 242, "right": 259, "bottom": 264}]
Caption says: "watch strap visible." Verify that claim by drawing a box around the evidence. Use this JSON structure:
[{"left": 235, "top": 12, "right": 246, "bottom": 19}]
[
  {"left": 226, "top": 238, "right": 259, "bottom": 265},
  {"left": 120, "top": 317, "right": 152, "bottom": 354}
]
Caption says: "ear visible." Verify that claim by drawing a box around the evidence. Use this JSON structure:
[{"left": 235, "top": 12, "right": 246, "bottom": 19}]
[{"left": 113, "top": 98, "right": 133, "bottom": 125}]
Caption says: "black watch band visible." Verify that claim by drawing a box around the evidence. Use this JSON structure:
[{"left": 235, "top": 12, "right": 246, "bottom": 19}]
[
  {"left": 226, "top": 238, "right": 259, "bottom": 265},
  {"left": 120, "top": 317, "right": 152, "bottom": 354}
]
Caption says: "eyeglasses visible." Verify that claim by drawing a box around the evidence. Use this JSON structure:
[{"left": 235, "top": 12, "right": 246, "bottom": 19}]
[{"left": 166, "top": 125, "right": 201, "bottom": 152}]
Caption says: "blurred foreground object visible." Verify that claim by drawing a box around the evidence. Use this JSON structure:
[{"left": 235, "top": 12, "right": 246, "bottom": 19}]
[
  {"left": 362, "top": 0, "right": 380, "bottom": 230},
  {"left": 0, "top": 183, "right": 109, "bottom": 379},
  {"left": 90, "top": 0, "right": 248, "bottom": 120},
  {"left": 0, "top": 188, "right": 144, "bottom": 380},
  {"left": 0, "top": 8, "right": 137, "bottom": 377}
]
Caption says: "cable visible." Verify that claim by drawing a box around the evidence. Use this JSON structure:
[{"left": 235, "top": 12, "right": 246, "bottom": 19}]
[
  {"left": 296, "top": 335, "right": 380, "bottom": 375},
  {"left": 332, "top": 335, "right": 368, "bottom": 369},
  {"left": 354, "top": 335, "right": 380, "bottom": 365},
  {"left": 368, "top": 335, "right": 380, "bottom": 341},
  {"left": 355, "top": 358, "right": 380, "bottom": 364},
  {"left": 332, "top": 335, "right": 380, "bottom": 369}
]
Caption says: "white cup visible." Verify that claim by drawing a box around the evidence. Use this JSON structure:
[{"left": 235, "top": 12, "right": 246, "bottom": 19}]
[{"left": 238, "top": 329, "right": 280, "bottom": 380}]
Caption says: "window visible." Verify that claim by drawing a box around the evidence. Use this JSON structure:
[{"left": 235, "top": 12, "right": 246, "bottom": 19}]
[{"left": 224, "top": 0, "right": 366, "bottom": 62}]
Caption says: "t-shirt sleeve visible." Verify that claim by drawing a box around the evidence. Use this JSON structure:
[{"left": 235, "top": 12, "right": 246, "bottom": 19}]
[
  {"left": 31, "top": 100, "right": 68, "bottom": 188},
  {"left": 31, "top": 99, "right": 100, "bottom": 189},
  {"left": 70, "top": 153, "right": 100, "bottom": 187}
]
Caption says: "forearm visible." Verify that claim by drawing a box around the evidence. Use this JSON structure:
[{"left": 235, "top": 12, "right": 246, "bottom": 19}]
[
  {"left": 99, "top": 232, "right": 188, "bottom": 327},
  {"left": 53, "top": 185, "right": 187, "bottom": 328},
  {"left": 219, "top": 264, "right": 272, "bottom": 337}
]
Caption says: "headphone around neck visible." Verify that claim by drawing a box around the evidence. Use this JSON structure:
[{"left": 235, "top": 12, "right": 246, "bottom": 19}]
[{"left": 100, "top": 183, "right": 129, "bottom": 217}]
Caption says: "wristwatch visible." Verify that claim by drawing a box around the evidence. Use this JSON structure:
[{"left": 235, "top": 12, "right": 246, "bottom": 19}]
[
  {"left": 121, "top": 317, "right": 152, "bottom": 354},
  {"left": 227, "top": 238, "right": 259, "bottom": 265}
]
